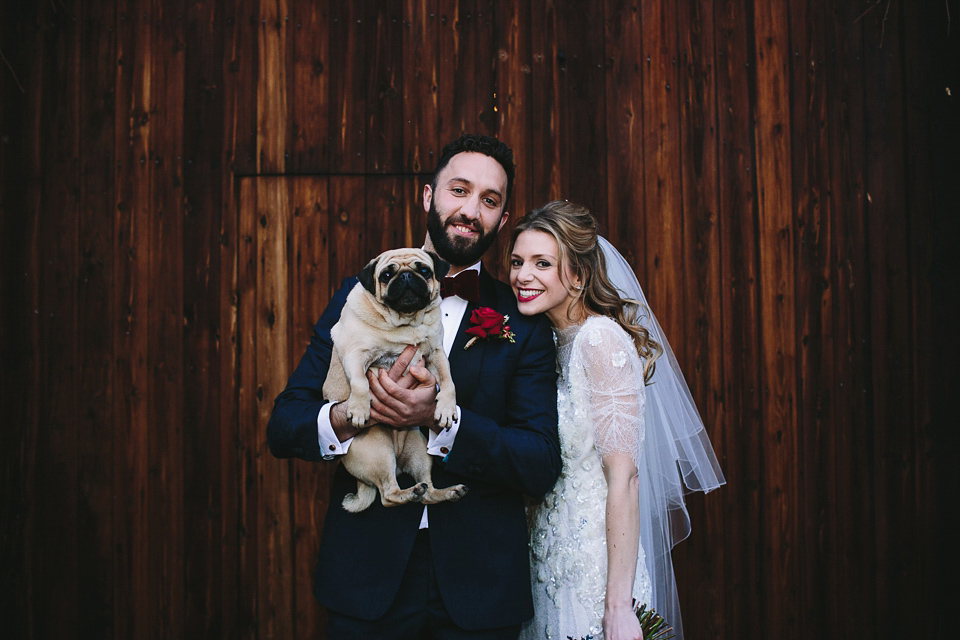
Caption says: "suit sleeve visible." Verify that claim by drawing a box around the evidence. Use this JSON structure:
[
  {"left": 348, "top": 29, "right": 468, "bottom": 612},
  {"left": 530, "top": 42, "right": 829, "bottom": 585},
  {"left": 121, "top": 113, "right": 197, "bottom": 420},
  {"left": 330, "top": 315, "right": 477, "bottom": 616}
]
[
  {"left": 442, "top": 313, "right": 562, "bottom": 499},
  {"left": 266, "top": 278, "right": 353, "bottom": 461}
]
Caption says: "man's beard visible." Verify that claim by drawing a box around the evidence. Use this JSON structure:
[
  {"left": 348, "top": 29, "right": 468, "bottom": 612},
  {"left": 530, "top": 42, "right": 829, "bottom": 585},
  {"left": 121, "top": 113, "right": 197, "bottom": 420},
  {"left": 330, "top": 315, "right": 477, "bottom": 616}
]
[{"left": 426, "top": 199, "right": 501, "bottom": 267}]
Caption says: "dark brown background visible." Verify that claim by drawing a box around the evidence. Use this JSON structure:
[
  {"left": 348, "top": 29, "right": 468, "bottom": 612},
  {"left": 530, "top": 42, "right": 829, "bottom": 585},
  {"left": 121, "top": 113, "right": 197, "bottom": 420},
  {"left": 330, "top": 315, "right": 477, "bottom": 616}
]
[{"left": 2, "top": 1, "right": 958, "bottom": 638}]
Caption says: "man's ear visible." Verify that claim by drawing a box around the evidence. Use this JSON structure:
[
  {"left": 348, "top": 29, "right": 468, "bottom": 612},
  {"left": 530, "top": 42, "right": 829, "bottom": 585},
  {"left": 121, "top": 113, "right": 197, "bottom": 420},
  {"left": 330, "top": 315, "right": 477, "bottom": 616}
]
[
  {"left": 358, "top": 256, "right": 379, "bottom": 294},
  {"left": 422, "top": 183, "right": 433, "bottom": 212},
  {"left": 427, "top": 251, "right": 450, "bottom": 280},
  {"left": 497, "top": 210, "right": 510, "bottom": 232}
]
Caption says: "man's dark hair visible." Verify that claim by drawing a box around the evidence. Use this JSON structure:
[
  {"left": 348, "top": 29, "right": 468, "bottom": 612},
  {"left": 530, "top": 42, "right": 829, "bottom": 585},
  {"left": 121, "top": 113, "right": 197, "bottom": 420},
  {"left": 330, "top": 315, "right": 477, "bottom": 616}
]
[{"left": 432, "top": 134, "right": 516, "bottom": 209}]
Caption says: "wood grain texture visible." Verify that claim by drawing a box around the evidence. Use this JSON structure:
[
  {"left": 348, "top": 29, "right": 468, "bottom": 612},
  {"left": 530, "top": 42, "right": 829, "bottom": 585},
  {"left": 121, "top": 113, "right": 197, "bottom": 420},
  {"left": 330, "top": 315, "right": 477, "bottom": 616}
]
[{"left": 1, "top": 2, "right": 956, "bottom": 638}]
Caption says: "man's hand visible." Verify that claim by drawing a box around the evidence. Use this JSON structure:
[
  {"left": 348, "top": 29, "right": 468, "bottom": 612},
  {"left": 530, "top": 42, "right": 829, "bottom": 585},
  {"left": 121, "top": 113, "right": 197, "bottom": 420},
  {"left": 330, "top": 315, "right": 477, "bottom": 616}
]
[{"left": 368, "top": 345, "right": 440, "bottom": 429}]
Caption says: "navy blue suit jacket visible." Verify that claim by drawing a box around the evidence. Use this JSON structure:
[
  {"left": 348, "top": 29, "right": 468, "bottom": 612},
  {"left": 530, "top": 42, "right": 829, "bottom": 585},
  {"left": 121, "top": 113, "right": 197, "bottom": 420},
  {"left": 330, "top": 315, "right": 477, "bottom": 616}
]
[{"left": 266, "top": 267, "right": 561, "bottom": 630}]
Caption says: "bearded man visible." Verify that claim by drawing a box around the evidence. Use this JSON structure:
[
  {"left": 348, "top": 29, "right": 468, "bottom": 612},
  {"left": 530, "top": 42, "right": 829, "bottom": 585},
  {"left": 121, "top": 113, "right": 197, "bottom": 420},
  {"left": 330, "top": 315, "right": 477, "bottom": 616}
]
[{"left": 267, "top": 134, "right": 561, "bottom": 640}]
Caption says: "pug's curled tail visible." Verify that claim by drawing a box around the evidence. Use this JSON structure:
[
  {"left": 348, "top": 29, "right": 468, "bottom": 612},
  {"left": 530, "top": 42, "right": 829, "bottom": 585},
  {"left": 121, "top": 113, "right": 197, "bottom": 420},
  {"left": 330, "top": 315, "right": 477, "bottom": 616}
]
[{"left": 342, "top": 482, "right": 377, "bottom": 513}]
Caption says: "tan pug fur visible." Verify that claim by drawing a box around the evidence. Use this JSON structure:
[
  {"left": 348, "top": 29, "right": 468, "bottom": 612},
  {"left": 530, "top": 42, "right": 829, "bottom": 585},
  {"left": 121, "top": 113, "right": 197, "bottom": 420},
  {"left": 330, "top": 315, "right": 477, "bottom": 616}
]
[{"left": 323, "top": 248, "right": 467, "bottom": 513}]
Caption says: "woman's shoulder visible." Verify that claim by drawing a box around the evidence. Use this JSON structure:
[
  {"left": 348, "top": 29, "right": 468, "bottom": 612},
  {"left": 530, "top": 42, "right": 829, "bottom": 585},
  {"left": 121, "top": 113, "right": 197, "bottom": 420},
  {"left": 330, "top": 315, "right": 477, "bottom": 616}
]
[
  {"left": 572, "top": 316, "right": 642, "bottom": 383},
  {"left": 573, "top": 315, "right": 637, "bottom": 360},
  {"left": 578, "top": 315, "right": 632, "bottom": 344}
]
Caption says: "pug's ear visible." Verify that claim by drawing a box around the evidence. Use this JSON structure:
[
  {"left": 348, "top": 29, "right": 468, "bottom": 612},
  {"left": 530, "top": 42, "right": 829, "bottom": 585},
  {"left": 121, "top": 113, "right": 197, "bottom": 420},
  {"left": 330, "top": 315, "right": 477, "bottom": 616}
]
[
  {"left": 358, "top": 256, "right": 379, "bottom": 294},
  {"left": 427, "top": 251, "right": 450, "bottom": 280}
]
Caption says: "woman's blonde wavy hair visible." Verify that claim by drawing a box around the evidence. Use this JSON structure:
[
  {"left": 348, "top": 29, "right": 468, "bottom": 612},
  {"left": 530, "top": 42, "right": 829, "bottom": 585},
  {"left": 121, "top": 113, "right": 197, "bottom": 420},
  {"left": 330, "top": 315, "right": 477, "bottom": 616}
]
[{"left": 509, "top": 200, "right": 662, "bottom": 382}]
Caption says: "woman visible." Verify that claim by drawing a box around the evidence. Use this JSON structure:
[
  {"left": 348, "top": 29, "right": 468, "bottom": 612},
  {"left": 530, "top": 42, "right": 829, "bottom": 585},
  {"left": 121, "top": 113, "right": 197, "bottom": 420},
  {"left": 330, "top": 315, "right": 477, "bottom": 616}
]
[{"left": 509, "top": 201, "right": 724, "bottom": 640}]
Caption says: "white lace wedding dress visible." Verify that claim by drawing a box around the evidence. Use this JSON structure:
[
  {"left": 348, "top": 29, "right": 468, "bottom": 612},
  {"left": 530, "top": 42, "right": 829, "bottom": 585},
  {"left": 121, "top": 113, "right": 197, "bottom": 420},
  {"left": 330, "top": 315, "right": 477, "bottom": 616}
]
[{"left": 521, "top": 316, "right": 653, "bottom": 640}]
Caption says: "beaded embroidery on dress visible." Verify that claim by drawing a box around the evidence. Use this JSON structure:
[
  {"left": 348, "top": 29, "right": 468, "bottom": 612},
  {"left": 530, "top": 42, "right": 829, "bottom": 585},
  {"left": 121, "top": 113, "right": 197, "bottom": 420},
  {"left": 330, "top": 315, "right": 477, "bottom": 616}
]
[{"left": 521, "top": 316, "right": 652, "bottom": 640}]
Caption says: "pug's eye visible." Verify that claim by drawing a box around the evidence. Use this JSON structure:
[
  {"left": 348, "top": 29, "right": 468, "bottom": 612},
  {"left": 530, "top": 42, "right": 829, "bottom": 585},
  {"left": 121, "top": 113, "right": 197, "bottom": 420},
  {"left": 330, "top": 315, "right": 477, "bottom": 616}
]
[
  {"left": 378, "top": 266, "right": 395, "bottom": 283},
  {"left": 418, "top": 265, "right": 432, "bottom": 278}
]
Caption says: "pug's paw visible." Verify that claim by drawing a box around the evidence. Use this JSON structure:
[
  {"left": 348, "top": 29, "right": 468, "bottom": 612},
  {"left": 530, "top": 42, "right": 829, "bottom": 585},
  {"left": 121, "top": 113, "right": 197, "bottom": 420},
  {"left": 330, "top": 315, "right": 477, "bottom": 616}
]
[
  {"left": 434, "top": 400, "right": 457, "bottom": 430},
  {"left": 344, "top": 393, "right": 371, "bottom": 428}
]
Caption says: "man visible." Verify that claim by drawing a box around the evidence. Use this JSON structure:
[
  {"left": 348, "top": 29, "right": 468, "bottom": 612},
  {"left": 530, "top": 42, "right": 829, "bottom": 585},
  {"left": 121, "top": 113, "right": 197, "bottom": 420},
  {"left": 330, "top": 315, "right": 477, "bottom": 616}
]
[{"left": 267, "top": 134, "right": 561, "bottom": 639}]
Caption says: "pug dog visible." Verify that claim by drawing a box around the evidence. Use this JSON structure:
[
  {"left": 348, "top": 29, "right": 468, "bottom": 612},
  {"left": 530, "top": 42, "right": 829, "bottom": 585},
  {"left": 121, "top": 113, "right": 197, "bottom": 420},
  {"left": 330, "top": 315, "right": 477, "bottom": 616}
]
[{"left": 323, "top": 248, "right": 467, "bottom": 513}]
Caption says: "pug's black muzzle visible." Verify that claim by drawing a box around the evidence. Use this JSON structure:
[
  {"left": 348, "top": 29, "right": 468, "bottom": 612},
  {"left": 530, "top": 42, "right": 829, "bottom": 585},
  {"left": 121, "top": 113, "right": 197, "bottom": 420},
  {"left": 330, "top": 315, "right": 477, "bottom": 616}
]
[{"left": 383, "top": 271, "right": 432, "bottom": 313}]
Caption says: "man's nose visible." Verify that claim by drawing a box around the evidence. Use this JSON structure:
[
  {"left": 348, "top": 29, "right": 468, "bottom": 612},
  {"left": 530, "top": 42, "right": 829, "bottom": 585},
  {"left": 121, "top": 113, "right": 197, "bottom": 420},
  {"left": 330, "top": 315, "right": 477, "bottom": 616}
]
[{"left": 460, "top": 194, "right": 482, "bottom": 219}]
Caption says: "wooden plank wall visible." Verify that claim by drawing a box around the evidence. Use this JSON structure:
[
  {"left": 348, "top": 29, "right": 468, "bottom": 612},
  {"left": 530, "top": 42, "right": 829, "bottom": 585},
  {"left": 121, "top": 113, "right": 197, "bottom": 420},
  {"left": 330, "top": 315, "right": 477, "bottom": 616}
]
[{"left": 2, "top": 1, "right": 957, "bottom": 638}]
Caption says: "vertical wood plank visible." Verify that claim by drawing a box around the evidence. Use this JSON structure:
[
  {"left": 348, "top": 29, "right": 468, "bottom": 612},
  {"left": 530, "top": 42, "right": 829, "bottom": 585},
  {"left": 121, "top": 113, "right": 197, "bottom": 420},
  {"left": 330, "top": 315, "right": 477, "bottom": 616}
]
[
  {"left": 555, "top": 0, "right": 606, "bottom": 212},
  {"left": 442, "top": 0, "right": 496, "bottom": 138},
  {"left": 528, "top": 1, "right": 560, "bottom": 204},
  {"left": 330, "top": 177, "right": 368, "bottom": 282},
  {"left": 0, "top": 2, "right": 44, "bottom": 636},
  {"left": 113, "top": 3, "right": 152, "bottom": 637},
  {"left": 603, "top": 0, "right": 645, "bottom": 266},
  {"left": 715, "top": 1, "right": 762, "bottom": 636},
  {"left": 788, "top": 0, "right": 833, "bottom": 633},
  {"left": 368, "top": 176, "right": 407, "bottom": 255},
  {"left": 78, "top": 0, "right": 117, "bottom": 635},
  {"left": 258, "top": 0, "right": 289, "bottom": 173},
  {"left": 861, "top": 3, "right": 916, "bottom": 636},
  {"left": 34, "top": 2, "right": 81, "bottom": 636},
  {"left": 641, "top": 0, "right": 683, "bottom": 342},
  {"left": 824, "top": 3, "right": 875, "bottom": 636},
  {"left": 255, "top": 177, "right": 295, "bottom": 639},
  {"left": 436, "top": 0, "right": 458, "bottom": 141},
  {"left": 290, "top": 0, "right": 330, "bottom": 172},
  {"left": 403, "top": 0, "right": 441, "bottom": 173},
  {"left": 752, "top": 0, "right": 799, "bottom": 636},
  {"left": 329, "top": 1, "right": 368, "bottom": 172},
  {"left": 674, "top": 1, "right": 724, "bottom": 636},
  {"left": 233, "top": 0, "right": 260, "bottom": 175},
  {"left": 903, "top": 3, "right": 960, "bottom": 636},
  {"left": 290, "top": 177, "right": 332, "bottom": 638},
  {"left": 404, "top": 175, "right": 429, "bottom": 251},
  {"left": 182, "top": 1, "right": 228, "bottom": 635},
  {"left": 147, "top": 1, "right": 186, "bottom": 635},
  {"left": 367, "top": 1, "right": 405, "bottom": 172},
  {"left": 220, "top": 3, "right": 243, "bottom": 636},
  {"left": 493, "top": 0, "right": 532, "bottom": 215},
  {"left": 237, "top": 178, "right": 260, "bottom": 640}
]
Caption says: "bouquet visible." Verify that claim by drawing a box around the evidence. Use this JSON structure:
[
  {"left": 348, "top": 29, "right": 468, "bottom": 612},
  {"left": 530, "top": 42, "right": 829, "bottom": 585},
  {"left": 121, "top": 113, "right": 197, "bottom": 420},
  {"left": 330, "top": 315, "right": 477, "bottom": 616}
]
[{"left": 567, "top": 603, "right": 674, "bottom": 640}]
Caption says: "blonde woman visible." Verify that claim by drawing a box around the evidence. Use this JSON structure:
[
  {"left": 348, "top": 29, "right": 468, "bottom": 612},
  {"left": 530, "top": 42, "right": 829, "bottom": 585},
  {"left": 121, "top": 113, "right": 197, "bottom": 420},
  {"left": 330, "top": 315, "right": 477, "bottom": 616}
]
[{"left": 509, "top": 201, "right": 724, "bottom": 640}]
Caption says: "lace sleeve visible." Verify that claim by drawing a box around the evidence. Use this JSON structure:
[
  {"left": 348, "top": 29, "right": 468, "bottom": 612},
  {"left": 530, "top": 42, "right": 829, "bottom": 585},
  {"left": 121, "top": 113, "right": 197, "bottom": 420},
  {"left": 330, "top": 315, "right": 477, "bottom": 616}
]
[{"left": 574, "top": 318, "right": 646, "bottom": 461}]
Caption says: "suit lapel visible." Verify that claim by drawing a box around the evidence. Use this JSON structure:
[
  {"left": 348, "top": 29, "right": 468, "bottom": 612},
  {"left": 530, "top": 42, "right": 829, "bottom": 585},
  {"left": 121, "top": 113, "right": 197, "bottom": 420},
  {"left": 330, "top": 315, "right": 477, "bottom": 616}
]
[{"left": 447, "top": 268, "right": 501, "bottom": 409}]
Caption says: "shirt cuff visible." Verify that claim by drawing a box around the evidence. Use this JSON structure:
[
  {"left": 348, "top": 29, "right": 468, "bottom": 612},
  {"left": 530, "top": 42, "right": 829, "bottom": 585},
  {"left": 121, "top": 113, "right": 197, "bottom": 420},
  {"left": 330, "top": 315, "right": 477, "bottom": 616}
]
[
  {"left": 426, "top": 406, "right": 460, "bottom": 458},
  {"left": 318, "top": 402, "right": 352, "bottom": 459}
]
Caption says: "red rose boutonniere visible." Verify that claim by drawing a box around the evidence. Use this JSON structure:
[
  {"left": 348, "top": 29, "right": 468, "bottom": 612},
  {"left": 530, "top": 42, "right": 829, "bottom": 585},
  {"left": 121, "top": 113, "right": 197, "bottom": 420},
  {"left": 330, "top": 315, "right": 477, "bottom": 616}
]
[{"left": 464, "top": 307, "right": 516, "bottom": 350}]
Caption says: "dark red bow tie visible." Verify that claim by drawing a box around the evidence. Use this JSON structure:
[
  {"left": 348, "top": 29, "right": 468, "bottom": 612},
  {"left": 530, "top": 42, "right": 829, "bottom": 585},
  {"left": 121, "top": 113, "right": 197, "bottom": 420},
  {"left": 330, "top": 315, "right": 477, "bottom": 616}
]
[{"left": 440, "top": 269, "right": 481, "bottom": 303}]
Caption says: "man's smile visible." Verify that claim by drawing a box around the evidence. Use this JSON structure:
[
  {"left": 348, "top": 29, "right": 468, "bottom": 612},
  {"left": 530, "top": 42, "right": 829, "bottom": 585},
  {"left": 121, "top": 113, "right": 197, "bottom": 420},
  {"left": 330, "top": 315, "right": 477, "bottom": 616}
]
[{"left": 447, "top": 219, "right": 480, "bottom": 238}]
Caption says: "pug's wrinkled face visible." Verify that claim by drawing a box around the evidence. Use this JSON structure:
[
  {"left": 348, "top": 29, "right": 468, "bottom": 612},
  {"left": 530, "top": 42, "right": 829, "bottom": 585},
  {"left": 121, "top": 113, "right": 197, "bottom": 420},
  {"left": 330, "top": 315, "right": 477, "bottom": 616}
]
[{"left": 358, "top": 248, "right": 451, "bottom": 314}]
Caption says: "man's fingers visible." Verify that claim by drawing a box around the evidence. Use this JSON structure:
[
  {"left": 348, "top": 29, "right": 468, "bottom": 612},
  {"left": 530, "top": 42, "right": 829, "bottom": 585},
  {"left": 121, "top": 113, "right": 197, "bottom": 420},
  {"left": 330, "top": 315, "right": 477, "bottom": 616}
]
[
  {"left": 387, "top": 345, "right": 418, "bottom": 382},
  {"left": 408, "top": 364, "right": 437, "bottom": 387}
]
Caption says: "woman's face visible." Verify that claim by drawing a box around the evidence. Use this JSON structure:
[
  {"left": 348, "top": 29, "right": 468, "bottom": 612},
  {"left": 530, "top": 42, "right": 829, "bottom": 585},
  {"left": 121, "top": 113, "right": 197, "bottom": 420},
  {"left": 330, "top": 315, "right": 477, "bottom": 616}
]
[{"left": 509, "top": 229, "right": 581, "bottom": 328}]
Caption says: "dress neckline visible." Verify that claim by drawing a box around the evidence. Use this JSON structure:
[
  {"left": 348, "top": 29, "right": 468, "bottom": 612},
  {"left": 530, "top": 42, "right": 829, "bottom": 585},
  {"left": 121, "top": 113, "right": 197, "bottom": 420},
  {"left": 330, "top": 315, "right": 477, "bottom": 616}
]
[{"left": 552, "top": 322, "right": 584, "bottom": 347}]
